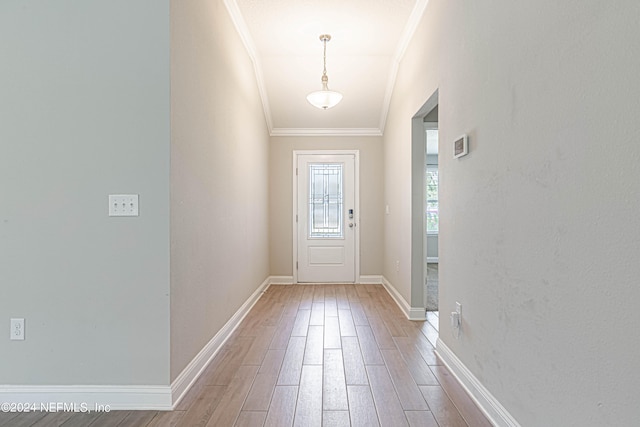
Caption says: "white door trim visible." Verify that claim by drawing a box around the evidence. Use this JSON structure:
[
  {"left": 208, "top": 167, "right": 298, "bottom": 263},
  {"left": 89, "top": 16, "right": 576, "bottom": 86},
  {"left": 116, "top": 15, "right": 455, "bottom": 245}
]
[{"left": 293, "top": 150, "right": 360, "bottom": 284}]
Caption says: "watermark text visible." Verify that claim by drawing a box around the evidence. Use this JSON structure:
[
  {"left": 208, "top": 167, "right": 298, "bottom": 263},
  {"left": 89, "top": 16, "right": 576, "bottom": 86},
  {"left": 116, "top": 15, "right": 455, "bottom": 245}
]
[{"left": 1, "top": 402, "right": 111, "bottom": 413}]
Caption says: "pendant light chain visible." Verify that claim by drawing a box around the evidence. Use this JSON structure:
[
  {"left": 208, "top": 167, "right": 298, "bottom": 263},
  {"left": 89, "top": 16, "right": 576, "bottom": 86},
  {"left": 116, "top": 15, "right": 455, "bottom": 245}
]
[{"left": 323, "top": 37, "right": 328, "bottom": 78}]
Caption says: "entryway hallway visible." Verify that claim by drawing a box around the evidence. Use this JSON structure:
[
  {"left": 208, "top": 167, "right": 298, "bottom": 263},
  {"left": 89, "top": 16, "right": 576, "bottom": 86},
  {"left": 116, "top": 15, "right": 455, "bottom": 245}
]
[{"left": 0, "top": 284, "right": 490, "bottom": 427}]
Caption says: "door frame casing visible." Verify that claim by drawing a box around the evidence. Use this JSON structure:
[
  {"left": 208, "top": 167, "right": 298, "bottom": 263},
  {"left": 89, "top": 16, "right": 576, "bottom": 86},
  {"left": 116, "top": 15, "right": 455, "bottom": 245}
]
[{"left": 293, "top": 150, "right": 360, "bottom": 284}]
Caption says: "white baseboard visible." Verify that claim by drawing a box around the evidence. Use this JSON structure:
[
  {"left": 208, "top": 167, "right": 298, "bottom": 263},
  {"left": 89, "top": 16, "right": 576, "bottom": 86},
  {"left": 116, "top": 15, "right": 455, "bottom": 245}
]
[
  {"left": 269, "top": 275, "right": 384, "bottom": 285},
  {"left": 436, "top": 339, "right": 521, "bottom": 427},
  {"left": 268, "top": 276, "right": 294, "bottom": 285},
  {"left": 171, "top": 276, "right": 271, "bottom": 408},
  {"left": 427, "top": 257, "right": 439, "bottom": 263},
  {"left": 358, "top": 275, "right": 383, "bottom": 284},
  {"left": 408, "top": 307, "right": 427, "bottom": 320},
  {"left": 0, "top": 385, "right": 172, "bottom": 411},
  {"left": 381, "top": 276, "right": 426, "bottom": 321},
  {"left": 0, "top": 276, "right": 273, "bottom": 411}
]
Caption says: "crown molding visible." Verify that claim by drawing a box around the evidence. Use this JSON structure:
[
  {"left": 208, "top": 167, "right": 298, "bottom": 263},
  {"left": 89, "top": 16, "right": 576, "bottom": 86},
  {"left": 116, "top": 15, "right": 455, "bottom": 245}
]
[
  {"left": 270, "top": 128, "right": 382, "bottom": 137},
  {"left": 225, "top": 0, "right": 430, "bottom": 137},
  {"left": 379, "top": 0, "right": 430, "bottom": 133},
  {"left": 223, "top": 0, "right": 274, "bottom": 133}
]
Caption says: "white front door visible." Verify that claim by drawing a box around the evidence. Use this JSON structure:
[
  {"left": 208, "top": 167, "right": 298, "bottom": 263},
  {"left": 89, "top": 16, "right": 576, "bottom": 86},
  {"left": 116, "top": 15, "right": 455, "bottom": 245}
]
[{"left": 296, "top": 152, "right": 357, "bottom": 283}]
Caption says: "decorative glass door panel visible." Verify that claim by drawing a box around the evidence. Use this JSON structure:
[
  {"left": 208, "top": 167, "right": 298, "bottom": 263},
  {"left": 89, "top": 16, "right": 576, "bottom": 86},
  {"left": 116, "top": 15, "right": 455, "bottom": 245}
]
[{"left": 309, "top": 163, "right": 343, "bottom": 239}]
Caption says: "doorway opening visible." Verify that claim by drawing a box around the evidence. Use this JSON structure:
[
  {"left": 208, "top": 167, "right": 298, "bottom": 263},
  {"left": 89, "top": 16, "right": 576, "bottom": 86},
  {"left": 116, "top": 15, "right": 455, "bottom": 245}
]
[
  {"left": 410, "top": 90, "right": 438, "bottom": 323},
  {"left": 424, "top": 118, "right": 439, "bottom": 314},
  {"left": 424, "top": 113, "right": 440, "bottom": 334}
]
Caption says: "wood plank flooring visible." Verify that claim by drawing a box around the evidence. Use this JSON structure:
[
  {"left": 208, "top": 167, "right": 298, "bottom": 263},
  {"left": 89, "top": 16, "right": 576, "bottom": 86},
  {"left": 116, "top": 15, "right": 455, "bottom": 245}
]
[{"left": 0, "top": 284, "right": 490, "bottom": 427}]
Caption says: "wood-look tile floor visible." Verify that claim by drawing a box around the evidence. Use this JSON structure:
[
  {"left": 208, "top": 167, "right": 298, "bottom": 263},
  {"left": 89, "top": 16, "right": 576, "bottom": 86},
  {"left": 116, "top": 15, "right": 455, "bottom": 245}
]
[{"left": 0, "top": 284, "right": 491, "bottom": 427}]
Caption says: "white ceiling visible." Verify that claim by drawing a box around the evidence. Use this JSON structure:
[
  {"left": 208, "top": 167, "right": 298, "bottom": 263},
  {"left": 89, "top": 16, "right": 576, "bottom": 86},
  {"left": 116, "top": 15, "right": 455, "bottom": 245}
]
[{"left": 224, "top": 0, "right": 429, "bottom": 136}]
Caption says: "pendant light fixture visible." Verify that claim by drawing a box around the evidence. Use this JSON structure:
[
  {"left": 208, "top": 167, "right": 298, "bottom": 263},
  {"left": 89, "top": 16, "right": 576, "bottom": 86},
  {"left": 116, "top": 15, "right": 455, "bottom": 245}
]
[{"left": 306, "top": 34, "right": 343, "bottom": 110}]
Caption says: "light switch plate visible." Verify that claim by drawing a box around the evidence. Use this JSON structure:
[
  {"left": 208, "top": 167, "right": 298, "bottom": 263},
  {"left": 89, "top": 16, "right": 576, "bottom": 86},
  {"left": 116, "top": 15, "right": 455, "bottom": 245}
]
[{"left": 109, "top": 194, "right": 139, "bottom": 217}]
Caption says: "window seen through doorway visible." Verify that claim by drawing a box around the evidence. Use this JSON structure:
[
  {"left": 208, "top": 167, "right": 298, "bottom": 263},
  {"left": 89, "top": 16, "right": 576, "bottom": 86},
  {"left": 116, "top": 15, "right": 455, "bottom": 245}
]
[
  {"left": 426, "top": 166, "right": 438, "bottom": 233},
  {"left": 426, "top": 127, "right": 439, "bottom": 234}
]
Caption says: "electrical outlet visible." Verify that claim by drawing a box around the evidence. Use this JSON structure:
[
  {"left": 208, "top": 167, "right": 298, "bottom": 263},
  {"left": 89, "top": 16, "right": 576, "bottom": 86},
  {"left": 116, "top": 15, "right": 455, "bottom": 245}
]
[
  {"left": 451, "top": 302, "right": 462, "bottom": 339},
  {"left": 10, "top": 318, "right": 25, "bottom": 341},
  {"left": 450, "top": 312, "right": 460, "bottom": 328},
  {"left": 395, "top": 260, "right": 400, "bottom": 272}
]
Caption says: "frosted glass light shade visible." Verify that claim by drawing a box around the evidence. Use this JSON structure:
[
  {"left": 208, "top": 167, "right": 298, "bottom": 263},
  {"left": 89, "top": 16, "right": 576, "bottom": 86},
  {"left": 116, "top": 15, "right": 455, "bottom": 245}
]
[{"left": 306, "top": 89, "right": 343, "bottom": 110}]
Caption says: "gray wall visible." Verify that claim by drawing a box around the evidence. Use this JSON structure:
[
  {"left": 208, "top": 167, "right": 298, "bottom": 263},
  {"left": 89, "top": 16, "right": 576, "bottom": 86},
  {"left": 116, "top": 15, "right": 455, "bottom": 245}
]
[
  {"left": 384, "top": 0, "right": 640, "bottom": 424},
  {"left": 170, "top": 0, "right": 271, "bottom": 381},
  {"left": 426, "top": 235, "right": 438, "bottom": 259},
  {"left": 269, "top": 136, "right": 384, "bottom": 277},
  {"left": 0, "top": 0, "right": 171, "bottom": 385},
  {"left": 423, "top": 106, "right": 438, "bottom": 123},
  {"left": 0, "top": 0, "right": 272, "bottom": 388}
]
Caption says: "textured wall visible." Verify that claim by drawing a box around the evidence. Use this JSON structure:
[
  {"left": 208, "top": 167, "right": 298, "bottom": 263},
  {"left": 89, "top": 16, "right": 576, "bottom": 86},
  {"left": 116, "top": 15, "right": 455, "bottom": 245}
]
[{"left": 385, "top": 0, "right": 640, "bottom": 424}]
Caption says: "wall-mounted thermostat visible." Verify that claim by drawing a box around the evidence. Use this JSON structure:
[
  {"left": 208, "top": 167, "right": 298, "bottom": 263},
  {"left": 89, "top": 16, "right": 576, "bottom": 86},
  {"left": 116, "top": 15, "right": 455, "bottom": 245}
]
[{"left": 453, "top": 134, "right": 468, "bottom": 159}]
